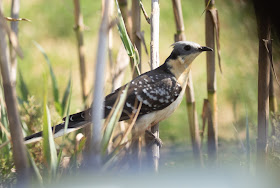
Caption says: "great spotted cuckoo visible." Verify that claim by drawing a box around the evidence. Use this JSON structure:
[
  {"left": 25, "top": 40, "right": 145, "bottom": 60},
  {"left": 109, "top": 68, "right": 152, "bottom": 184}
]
[{"left": 24, "top": 41, "right": 212, "bottom": 144}]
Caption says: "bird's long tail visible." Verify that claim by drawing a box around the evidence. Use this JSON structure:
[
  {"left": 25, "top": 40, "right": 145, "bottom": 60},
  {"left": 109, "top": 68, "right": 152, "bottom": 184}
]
[{"left": 24, "top": 121, "right": 90, "bottom": 144}]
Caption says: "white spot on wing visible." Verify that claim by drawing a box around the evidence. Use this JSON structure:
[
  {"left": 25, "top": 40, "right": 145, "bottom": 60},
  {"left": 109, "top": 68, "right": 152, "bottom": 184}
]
[
  {"left": 126, "top": 102, "right": 132, "bottom": 108},
  {"left": 143, "top": 100, "right": 152, "bottom": 107},
  {"left": 137, "top": 95, "right": 143, "bottom": 102}
]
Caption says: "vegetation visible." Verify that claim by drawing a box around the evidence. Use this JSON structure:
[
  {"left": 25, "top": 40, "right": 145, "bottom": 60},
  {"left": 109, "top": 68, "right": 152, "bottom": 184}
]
[{"left": 0, "top": 0, "right": 280, "bottom": 187}]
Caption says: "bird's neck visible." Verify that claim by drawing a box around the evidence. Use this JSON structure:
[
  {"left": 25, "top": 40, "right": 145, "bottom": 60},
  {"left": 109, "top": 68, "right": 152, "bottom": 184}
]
[{"left": 166, "top": 58, "right": 192, "bottom": 88}]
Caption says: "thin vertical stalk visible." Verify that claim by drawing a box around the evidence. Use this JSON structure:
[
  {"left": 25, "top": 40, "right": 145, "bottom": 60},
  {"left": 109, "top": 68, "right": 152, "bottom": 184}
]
[
  {"left": 131, "top": 0, "right": 142, "bottom": 76},
  {"left": 0, "top": 8, "right": 29, "bottom": 183},
  {"left": 131, "top": 0, "right": 142, "bottom": 169},
  {"left": 205, "top": 0, "right": 218, "bottom": 164},
  {"left": 146, "top": 0, "right": 160, "bottom": 172},
  {"left": 89, "top": 0, "right": 110, "bottom": 169},
  {"left": 253, "top": 0, "right": 271, "bottom": 172},
  {"left": 106, "top": 0, "right": 115, "bottom": 154},
  {"left": 9, "top": 0, "right": 19, "bottom": 87},
  {"left": 73, "top": 0, "right": 92, "bottom": 154},
  {"left": 73, "top": 0, "right": 88, "bottom": 105},
  {"left": 171, "top": 0, "right": 203, "bottom": 167},
  {"left": 113, "top": 0, "right": 130, "bottom": 155}
]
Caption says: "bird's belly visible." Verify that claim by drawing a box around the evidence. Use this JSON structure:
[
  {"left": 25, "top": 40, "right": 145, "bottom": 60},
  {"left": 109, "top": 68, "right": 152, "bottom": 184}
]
[{"left": 133, "top": 90, "right": 185, "bottom": 133}]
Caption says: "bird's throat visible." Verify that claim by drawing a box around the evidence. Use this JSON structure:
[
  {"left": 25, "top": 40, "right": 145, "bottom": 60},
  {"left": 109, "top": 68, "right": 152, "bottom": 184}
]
[{"left": 167, "top": 59, "right": 192, "bottom": 88}]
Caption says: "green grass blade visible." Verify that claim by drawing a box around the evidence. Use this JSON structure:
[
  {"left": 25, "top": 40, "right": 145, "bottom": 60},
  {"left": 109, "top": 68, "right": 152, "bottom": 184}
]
[
  {"left": 115, "top": 0, "right": 140, "bottom": 76},
  {"left": 56, "top": 149, "right": 63, "bottom": 175},
  {"left": 63, "top": 81, "right": 72, "bottom": 137},
  {"left": 33, "top": 41, "right": 61, "bottom": 113},
  {"left": 42, "top": 72, "right": 58, "bottom": 179},
  {"left": 26, "top": 149, "right": 43, "bottom": 185},
  {"left": 57, "top": 79, "right": 72, "bottom": 171},
  {"left": 61, "top": 76, "right": 72, "bottom": 116},
  {"left": 18, "top": 70, "right": 29, "bottom": 102},
  {"left": 115, "top": 0, "right": 133, "bottom": 56},
  {"left": 101, "top": 85, "right": 129, "bottom": 155}
]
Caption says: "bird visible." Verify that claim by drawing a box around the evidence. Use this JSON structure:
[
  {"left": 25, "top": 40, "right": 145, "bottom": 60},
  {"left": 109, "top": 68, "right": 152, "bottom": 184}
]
[{"left": 24, "top": 41, "right": 213, "bottom": 144}]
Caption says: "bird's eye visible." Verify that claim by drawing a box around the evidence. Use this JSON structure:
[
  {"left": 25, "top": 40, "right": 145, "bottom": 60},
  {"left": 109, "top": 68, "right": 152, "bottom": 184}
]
[{"left": 184, "top": 45, "right": 191, "bottom": 51}]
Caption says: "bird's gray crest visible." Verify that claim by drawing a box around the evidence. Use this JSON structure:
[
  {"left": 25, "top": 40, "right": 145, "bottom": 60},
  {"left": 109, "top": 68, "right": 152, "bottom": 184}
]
[
  {"left": 171, "top": 41, "right": 201, "bottom": 49},
  {"left": 169, "top": 41, "right": 203, "bottom": 60}
]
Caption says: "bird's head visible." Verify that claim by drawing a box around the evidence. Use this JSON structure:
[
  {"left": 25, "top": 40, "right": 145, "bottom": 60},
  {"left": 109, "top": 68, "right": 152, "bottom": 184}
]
[
  {"left": 165, "top": 41, "right": 213, "bottom": 86},
  {"left": 169, "top": 41, "right": 213, "bottom": 66}
]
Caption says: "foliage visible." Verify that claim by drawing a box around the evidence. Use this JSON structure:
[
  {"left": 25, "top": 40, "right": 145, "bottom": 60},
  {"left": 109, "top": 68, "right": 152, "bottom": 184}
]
[
  {"left": 19, "top": 96, "right": 43, "bottom": 135},
  {"left": 0, "top": 156, "right": 16, "bottom": 185}
]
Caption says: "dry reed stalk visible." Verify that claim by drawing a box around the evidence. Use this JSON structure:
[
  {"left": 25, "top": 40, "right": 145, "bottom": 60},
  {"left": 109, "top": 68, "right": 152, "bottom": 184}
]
[
  {"left": 205, "top": 0, "right": 218, "bottom": 164},
  {"left": 105, "top": 0, "right": 116, "bottom": 154},
  {"left": 130, "top": 0, "right": 142, "bottom": 169},
  {"left": 9, "top": 0, "right": 19, "bottom": 87},
  {"left": 72, "top": 0, "right": 93, "bottom": 154},
  {"left": 73, "top": 0, "right": 88, "bottom": 105},
  {"left": 253, "top": 0, "right": 271, "bottom": 172},
  {"left": 131, "top": 0, "right": 142, "bottom": 76},
  {"left": 0, "top": 8, "right": 29, "bottom": 183},
  {"left": 171, "top": 0, "right": 203, "bottom": 167},
  {"left": 89, "top": 0, "right": 110, "bottom": 169},
  {"left": 145, "top": 0, "right": 160, "bottom": 172}
]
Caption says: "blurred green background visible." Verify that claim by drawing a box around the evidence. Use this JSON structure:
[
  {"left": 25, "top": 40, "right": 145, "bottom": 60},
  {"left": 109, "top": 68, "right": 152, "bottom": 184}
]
[{"left": 2, "top": 0, "right": 280, "bottom": 167}]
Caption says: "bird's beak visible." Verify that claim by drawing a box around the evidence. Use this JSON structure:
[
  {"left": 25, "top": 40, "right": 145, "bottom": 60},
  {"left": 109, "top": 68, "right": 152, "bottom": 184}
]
[{"left": 199, "top": 46, "right": 213, "bottom": 52}]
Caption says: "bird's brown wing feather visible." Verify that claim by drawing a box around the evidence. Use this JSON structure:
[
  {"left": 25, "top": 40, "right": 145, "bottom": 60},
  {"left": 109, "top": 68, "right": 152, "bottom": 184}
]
[{"left": 64, "top": 69, "right": 182, "bottom": 123}]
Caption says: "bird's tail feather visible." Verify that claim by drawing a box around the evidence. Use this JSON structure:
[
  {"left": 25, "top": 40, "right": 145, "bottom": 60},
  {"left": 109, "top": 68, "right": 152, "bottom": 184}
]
[{"left": 24, "top": 121, "right": 91, "bottom": 144}]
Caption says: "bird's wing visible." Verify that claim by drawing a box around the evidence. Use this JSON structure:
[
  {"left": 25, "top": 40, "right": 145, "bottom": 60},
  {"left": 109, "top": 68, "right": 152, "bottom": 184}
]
[
  {"left": 65, "top": 70, "right": 182, "bottom": 123},
  {"left": 104, "top": 71, "right": 182, "bottom": 121}
]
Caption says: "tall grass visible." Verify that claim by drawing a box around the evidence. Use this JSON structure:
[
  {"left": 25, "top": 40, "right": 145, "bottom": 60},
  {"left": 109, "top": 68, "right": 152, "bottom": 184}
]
[{"left": 33, "top": 41, "right": 72, "bottom": 117}]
